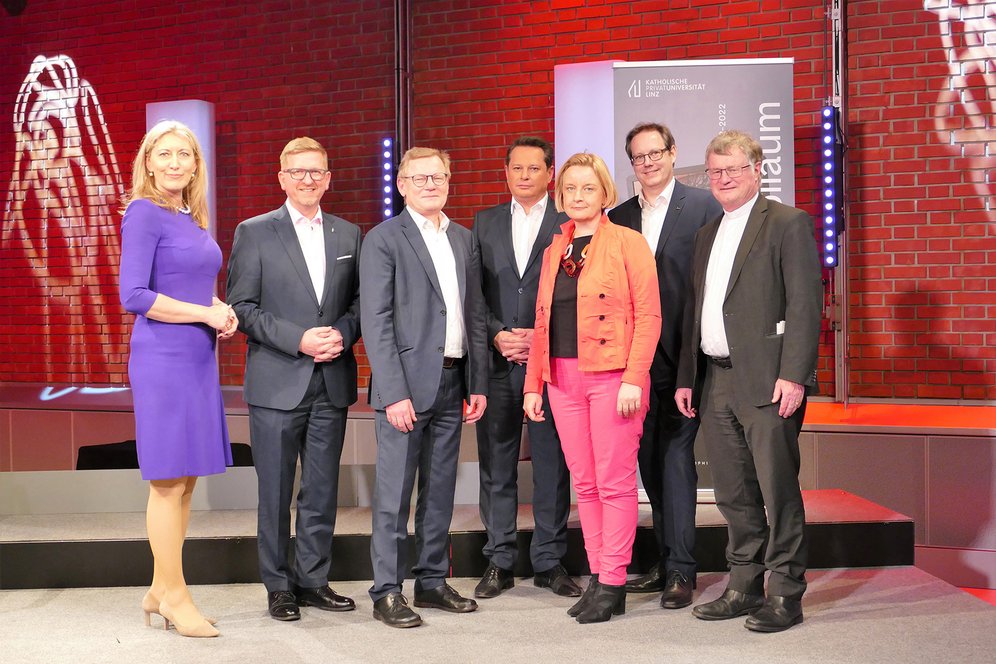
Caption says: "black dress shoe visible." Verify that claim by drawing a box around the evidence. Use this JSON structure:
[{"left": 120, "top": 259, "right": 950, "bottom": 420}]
[
  {"left": 567, "top": 574, "right": 598, "bottom": 617},
  {"left": 533, "top": 564, "right": 583, "bottom": 597},
  {"left": 373, "top": 593, "right": 422, "bottom": 628},
  {"left": 268, "top": 590, "right": 300, "bottom": 621},
  {"left": 692, "top": 588, "right": 764, "bottom": 621},
  {"left": 625, "top": 562, "right": 665, "bottom": 593},
  {"left": 297, "top": 585, "right": 356, "bottom": 612},
  {"left": 414, "top": 583, "right": 478, "bottom": 613},
  {"left": 575, "top": 582, "right": 626, "bottom": 624},
  {"left": 474, "top": 563, "right": 514, "bottom": 599},
  {"left": 659, "top": 570, "right": 695, "bottom": 609},
  {"left": 745, "top": 596, "right": 803, "bottom": 632}
]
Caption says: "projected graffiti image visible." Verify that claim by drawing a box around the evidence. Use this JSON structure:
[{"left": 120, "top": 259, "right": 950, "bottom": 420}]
[
  {"left": 925, "top": 0, "right": 996, "bottom": 217},
  {"left": 1, "top": 54, "right": 127, "bottom": 381}
]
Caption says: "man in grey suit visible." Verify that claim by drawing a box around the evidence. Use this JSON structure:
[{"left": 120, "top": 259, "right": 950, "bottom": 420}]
[
  {"left": 471, "top": 137, "right": 581, "bottom": 600},
  {"left": 227, "top": 137, "right": 361, "bottom": 621},
  {"left": 609, "top": 123, "right": 722, "bottom": 609},
  {"left": 676, "top": 130, "right": 822, "bottom": 633},
  {"left": 360, "top": 146, "right": 489, "bottom": 629}
]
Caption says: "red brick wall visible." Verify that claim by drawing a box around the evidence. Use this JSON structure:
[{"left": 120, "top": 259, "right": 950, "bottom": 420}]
[
  {"left": 0, "top": 0, "right": 394, "bottom": 387},
  {"left": 1, "top": 0, "right": 993, "bottom": 400},
  {"left": 847, "top": 0, "right": 995, "bottom": 399}
]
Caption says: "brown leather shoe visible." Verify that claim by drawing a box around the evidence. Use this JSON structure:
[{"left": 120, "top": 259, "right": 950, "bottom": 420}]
[
  {"left": 474, "top": 563, "right": 514, "bottom": 599},
  {"left": 692, "top": 588, "right": 764, "bottom": 621},
  {"left": 745, "top": 596, "right": 803, "bottom": 632},
  {"left": 659, "top": 570, "right": 695, "bottom": 609},
  {"left": 373, "top": 593, "right": 422, "bottom": 628},
  {"left": 533, "top": 564, "right": 582, "bottom": 597}
]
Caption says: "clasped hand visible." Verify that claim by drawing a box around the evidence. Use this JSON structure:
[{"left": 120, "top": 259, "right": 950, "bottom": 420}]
[
  {"left": 300, "top": 326, "right": 344, "bottom": 362},
  {"left": 208, "top": 298, "right": 238, "bottom": 339},
  {"left": 494, "top": 328, "right": 533, "bottom": 364}
]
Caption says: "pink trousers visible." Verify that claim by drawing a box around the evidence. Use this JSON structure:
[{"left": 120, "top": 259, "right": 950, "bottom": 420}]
[{"left": 546, "top": 357, "right": 650, "bottom": 586}]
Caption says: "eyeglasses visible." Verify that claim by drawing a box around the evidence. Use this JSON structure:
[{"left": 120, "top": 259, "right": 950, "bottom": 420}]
[
  {"left": 283, "top": 168, "right": 329, "bottom": 181},
  {"left": 630, "top": 149, "right": 669, "bottom": 166},
  {"left": 560, "top": 241, "right": 590, "bottom": 278},
  {"left": 401, "top": 173, "right": 449, "bottom": 187},
  {"left": 705, "top": 164, "right": 752, "bottom": 180}
]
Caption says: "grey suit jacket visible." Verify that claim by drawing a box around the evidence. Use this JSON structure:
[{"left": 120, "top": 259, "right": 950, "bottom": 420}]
[
  {"left": 472, "top": 195, "right": 564, "bottom": 378},
  {"left": 676, "top": 194, "right": 822, "bottom": 408},
  {"left": 609, "top": 181, "right": 722, "bottom": 390},
  {"left": 359, "top": 208, "right": 488, "bottom": 412},
  {"left": 227, "top": 206, "right": 361, "bottom": 411}
]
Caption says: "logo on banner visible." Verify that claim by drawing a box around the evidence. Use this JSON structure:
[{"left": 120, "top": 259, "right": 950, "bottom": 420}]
[{"left": 628, "top": 79, "right": 642, "bottom": 98}]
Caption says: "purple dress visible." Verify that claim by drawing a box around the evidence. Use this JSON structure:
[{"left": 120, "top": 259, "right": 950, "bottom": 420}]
[{"left": 119, "top": 198, "right": 232, "bottom": 480}]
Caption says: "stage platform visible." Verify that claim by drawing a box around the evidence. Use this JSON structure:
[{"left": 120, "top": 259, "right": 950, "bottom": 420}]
[{"left": 0, "top": 489, "right": 912, "bottom": 590}]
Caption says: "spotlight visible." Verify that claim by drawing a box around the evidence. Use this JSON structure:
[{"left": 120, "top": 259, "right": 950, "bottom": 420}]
[
  {"left": 381, "top": 137, "right": 396, "bottom": 219},
  {"left": 820, "top": 106, "right": 844, "bottom": 268}
]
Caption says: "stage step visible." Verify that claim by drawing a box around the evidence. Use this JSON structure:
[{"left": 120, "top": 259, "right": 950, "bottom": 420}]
[{"left": 0, "top": 489, "right": 912, "bottom": 589}]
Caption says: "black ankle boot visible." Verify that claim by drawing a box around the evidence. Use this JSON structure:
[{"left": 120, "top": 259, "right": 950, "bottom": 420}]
[
  {"left": 576, "top": 582, "right": 625, "bottom": 624},
  {"left": 567, "top": 574, "right": 599, "bottom": 617}
]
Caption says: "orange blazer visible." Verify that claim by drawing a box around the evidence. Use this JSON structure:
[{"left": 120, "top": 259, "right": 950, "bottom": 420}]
[{"left": 524, "top": 215, "right": 662, "bottom": 394}]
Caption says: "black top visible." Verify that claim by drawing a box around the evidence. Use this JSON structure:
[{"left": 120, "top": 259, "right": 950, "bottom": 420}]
[{"left": 549, "top": 235, "right": 592, "bottom": 359}]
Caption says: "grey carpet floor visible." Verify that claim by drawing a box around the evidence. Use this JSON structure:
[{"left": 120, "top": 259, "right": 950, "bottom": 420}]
[{"left": 2, "top": 567, "right": 993, "bottom": 664}]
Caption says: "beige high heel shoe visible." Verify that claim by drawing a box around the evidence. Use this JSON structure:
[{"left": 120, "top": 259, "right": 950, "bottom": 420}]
[
  {"left": 159, "top": 600, "right": 220, "bottom": 638},
  {"left": 143, "top": 591, "right": 217, "bottom": 627}
]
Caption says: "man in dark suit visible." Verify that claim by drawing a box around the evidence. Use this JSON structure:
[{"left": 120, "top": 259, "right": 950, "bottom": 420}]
[
  {"left": 609, "top": 123, "right": 722, "bottom": 609},
  {"left": 360, "top": 146, "right": 489, "bottom": 629},
  {"left": 676, "top": 130, "right": 822, "bottom": 633},
  {"left": 471, "top": 137, "right": 581, "bottom": 600},
  {"left": 227, "top": 137, "right": 361, "bottom": 621}
]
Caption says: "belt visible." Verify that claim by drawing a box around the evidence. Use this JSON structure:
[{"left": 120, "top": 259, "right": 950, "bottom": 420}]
[
  {"left": 708, "top": 355, "right": 733, "bottom": 369},
  {"left": 442, "top": 356, "right": 466, "bottom": 369}
]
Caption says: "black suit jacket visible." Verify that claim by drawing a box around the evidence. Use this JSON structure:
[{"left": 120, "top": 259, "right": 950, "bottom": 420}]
[
  {"left": 472, "top": 195, "right": 564, "bottom": 377},
  {"left": 677, "top": 194, "right": 823, "bottom": 408},
  {"left": 227, "top": 205, "right": 361, "bottom": 411},
  {"left": 609, "top": 181, "right": 722, "bottom": 391}
]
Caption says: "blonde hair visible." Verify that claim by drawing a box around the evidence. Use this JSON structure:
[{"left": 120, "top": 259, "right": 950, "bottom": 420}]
[
  {"left": 279, "top": 136, "right": 328, "bottom": 169},
  {"left": 398, "top": 146, "right": 451, "bottom": 178},
  {"left": 554, "top": 152, "right": 618, "bottom": 213},
  {"left": 705, "top": 130, "right": 764, "bottom": 165},
  {"left": 125, "top": 120, "right": 209, "bottom": 229}
]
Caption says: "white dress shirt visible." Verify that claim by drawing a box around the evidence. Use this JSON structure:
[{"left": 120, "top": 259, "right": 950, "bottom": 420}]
[
  {"left": 700, "top": 193, "right": 759, "bottom": 358},
  {"left": 638, "top": 177, "right": 675, "bottom": 255},
  {"left": 511, "top": 196, "right": 548, "bottom": 276},
  {"left": 287, "top": 201, "right": 325, "bottom": 302},
  {"left": 409, "top": 206, "right": 466, "bottom": 357}
]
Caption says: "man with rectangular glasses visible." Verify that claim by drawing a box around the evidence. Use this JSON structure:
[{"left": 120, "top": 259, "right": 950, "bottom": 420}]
[
  {"left": 227, "top": 137, "right": 361, "bottom": 622},
  {"left": 360, "top": 147, "right": 489, "bottom": 628},
  {"left": 676, "top": 130, "right": 822, "bottom": 633},
  {"left": 609, "top": 122, "right": 722, "bottom": 610}
]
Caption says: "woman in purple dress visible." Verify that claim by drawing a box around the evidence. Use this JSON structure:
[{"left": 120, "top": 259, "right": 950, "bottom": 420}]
[{"left": 119, "top": 120, "right": 236, "bottom": 638}]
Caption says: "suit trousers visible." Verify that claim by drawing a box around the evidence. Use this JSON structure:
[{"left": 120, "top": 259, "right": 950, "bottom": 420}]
[
  {"left": 639, "top": 387, "right": 700, "bottom": 577},
  {"left": 368, "top": 364, "right": 465, "bottom": 602},
  {"left": 698, "top": 361, "right": 808, "bottom": 600},
  {"left": 546, "top": 358, "right": 649, "bottom": 586},
  {"left": 476, "top": 362, "right": 570, "bottom": 572},
  {"left": 249, "top": 367, "right": 347, "bottom": 592}
]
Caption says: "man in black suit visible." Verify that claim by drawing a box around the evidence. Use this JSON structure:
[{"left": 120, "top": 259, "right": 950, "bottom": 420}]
[
  {"left": 360, "top": 147, "right": 489, "bottom": 628},
  {"left": 471, "top": 137, "right": 581, "bottom": 600},
  {"left": 227, "top": 137, "right": 360, "bottom": 621},
  {"left": 610, "top": 123, "right": 721, "bottom": 609},
  {"left": 676, "top": 130, "right": 822, "bottom": 633}
]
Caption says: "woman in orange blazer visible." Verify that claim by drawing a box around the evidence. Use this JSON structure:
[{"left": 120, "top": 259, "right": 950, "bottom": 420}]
[{"left": 524, "top": 152, "right": 661, "bottom": 623}]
